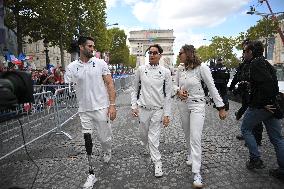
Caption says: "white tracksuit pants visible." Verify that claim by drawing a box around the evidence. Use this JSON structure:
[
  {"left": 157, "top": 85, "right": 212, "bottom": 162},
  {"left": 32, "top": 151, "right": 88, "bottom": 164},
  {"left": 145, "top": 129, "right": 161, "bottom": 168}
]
[
  {"left": 177, "top": 100, "right": 205, "bottom": 173},
  {"left": 138, "top": 107, "right": 164, "bottom": 164},
  {"left": 79, "top": 108, "right": 112, "bottom": 153}
]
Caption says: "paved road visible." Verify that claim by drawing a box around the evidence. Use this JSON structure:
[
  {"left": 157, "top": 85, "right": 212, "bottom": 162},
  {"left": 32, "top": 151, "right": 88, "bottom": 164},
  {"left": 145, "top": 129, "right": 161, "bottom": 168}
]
[{"left": 0, "top": 88, "right": 284, "bottom": 189}]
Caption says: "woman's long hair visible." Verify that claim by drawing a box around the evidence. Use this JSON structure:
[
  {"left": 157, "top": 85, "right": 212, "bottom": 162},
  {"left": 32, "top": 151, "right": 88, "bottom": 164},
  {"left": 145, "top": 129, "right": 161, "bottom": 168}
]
[{"left": 182, "top": 44, "right": 201, "bottom": 70}]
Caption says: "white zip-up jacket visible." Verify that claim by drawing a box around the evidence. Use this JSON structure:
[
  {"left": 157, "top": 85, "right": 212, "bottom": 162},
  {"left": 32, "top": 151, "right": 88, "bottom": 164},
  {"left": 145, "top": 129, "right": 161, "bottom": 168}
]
[
  {"left": 64, "top": 57, "right": 111, "bottom": 112},
  {"left": 173, "top": 63, "right": 224, "bottom": 108},
  {"left": 131, "top": 64, "right": 172, "bottom": 116}
]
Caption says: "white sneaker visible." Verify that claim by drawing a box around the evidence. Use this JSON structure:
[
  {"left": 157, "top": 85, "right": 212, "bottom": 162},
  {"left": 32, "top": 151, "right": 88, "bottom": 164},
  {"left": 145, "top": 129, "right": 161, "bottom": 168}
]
[
  {"left": 155, "top": 162, "right": 163, "bottom": 177},
  {"left": 186, "top": 154, "right": 192, "bottom": 166},
  {"left": 83, "top": 174, "right": 97, "bottom": 189},
  {"left": 103, "top": 153, "right": 111, "bottom": 163},
  {"left": 193, "top": 173, "right": 204, "bottom": 188}
]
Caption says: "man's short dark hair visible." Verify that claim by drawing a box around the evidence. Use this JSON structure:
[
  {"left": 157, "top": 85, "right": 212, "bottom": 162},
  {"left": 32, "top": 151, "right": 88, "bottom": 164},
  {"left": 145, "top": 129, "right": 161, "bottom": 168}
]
[
  {"left": 244, "top": 40, "right": 254, "bottom": 52},
  {"left": 242, "top": 38, "right": 250, "bottom": 47},
  {"left": 77, "top": 36, "right": 94, "bottom": 46},
  {"left": 252, "top": 40, "right": 264, "bottom": 58},
  {"left": 146, "top": 44, "right": 163, "bottom": 54}
]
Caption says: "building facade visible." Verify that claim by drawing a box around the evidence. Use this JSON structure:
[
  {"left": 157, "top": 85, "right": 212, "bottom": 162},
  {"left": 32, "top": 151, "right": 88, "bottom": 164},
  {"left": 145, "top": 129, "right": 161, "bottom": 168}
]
[
  {"left": 128, "top": 29, "right": 175, "bottom": 68},
  {"left": 272, "top": 18, "right": 284, "bottom": 65},
  {"left": 23, "top": 38, "right": 71, "bottom": 70}
]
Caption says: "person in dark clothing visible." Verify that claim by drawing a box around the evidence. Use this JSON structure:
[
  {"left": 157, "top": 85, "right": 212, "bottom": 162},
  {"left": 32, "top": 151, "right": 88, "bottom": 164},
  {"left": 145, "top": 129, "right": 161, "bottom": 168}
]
[
  {"left": 229, "top": 40, "right": 263, "bottom": 145},
  {"left": 211, "top": 58, "right": 230, "bottom": 110},
  {"left": 241, "top": 40, "right": 284, "bottom": 181}
]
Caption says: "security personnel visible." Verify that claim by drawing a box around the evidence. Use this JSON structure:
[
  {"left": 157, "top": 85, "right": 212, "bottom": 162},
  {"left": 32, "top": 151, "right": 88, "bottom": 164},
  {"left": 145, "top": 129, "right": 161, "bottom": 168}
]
[
  {"left": 131, "top": 44, "right": 172, "bottom": 178},
  {"left": 211, "top": 58, "right": 230, "bottom": 110}
]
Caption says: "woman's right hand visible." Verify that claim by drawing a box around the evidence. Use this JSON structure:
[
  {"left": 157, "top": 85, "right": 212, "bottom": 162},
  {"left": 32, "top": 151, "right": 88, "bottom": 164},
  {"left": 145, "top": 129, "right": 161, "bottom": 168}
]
[{"left": 177, "top": 89, "right": 188, "bottom": 100}]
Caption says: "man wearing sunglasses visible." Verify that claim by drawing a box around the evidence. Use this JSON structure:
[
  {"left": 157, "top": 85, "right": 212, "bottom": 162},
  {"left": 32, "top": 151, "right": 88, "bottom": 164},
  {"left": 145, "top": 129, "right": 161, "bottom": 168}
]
[
  {"left": 230, "top": 39, "right": 263, "bottom": 146},
  {"left": 65, "top": 36, "right": 116, "bottom": 188},
  {"left": 131, "top": 44, "right": 172, "bottom": 178},
  {"left": 241, "top": 40, "right": 284, "bottom": 181}
]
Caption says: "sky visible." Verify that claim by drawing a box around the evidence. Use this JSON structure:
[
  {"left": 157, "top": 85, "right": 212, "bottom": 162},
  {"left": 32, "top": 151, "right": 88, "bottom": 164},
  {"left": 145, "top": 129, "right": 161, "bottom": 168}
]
[{"left": 106, "top": 0, "right": 284, "bottom": 57}]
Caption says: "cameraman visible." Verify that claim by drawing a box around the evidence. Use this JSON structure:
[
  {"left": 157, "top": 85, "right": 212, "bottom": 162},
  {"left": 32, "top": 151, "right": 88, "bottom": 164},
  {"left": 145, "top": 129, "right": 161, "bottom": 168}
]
[{"left": 211, "top": 58, "right": 230, "bottom": 110}]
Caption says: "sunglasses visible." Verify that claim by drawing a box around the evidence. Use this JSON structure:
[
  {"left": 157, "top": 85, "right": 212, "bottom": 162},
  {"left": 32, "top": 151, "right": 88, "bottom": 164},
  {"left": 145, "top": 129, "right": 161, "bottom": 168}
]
[
  {"left": 148, "top": 51, "right": 160, "bottom": 55},
  {"left": 86, "top": 44, "right": 95, "bottom": 48},
  {"left": 243, "top": 49, "right": 249, "bottom": 53}
]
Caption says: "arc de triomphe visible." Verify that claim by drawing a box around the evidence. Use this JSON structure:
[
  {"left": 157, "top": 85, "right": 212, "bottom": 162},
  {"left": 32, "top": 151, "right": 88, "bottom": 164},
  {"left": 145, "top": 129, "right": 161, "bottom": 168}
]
[{"left": 128, "top": 29, "right": 175, "bottom": 68}]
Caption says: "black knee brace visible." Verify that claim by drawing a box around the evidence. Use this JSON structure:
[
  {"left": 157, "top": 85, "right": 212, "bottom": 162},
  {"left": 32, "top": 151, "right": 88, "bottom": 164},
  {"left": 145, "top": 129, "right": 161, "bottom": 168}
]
[{"left": 84, "top": 133, "right": 93, "bottom": 156}]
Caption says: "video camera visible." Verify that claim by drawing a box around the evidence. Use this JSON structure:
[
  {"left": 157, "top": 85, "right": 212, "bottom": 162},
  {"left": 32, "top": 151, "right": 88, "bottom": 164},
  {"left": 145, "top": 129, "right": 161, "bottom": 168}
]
[{"left": 0, "top": 71, "right": 34, "bottom": 112}]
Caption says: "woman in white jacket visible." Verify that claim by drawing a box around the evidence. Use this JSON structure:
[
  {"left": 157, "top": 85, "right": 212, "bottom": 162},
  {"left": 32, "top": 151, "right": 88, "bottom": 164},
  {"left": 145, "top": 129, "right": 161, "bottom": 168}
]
[{"left": 174, "top": 44, "right": 227, "bottom": 188}]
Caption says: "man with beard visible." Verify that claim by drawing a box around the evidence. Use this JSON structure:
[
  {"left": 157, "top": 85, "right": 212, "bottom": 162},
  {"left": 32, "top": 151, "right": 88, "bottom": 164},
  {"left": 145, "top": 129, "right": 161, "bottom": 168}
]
[{"left": 65, "top": 36, "right": 116, "bottom": 188}]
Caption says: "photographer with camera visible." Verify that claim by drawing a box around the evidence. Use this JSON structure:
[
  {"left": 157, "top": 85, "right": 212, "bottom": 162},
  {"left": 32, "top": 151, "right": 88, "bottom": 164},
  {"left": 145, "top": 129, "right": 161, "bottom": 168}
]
[
  {"left": 240, "top": 40, "right": 284, "bottom": 181},
  {"left": 229, "top": 39, "right": 263, "bottom": 146}
]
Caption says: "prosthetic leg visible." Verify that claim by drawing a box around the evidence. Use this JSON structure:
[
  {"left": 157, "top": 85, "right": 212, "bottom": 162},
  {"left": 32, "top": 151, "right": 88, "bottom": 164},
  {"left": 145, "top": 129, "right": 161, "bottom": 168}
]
[{"left": 83, "top": 133, "right": 97, "bottom": 189}]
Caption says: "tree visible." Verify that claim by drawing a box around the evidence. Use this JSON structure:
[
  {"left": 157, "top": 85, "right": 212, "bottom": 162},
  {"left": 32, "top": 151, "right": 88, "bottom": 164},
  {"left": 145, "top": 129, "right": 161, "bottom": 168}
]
[
  {"left": 129, "top": 55, "right": 137, "bottom": 68},
  {"left": 197, "top": 36, "right": 240, "bottom": 68},
  {"left": 4, "top": 0, "right": 40, "bottom": 54},
  {"left": 107, "top": 28, "right": 129, "bottom": 66},
  {"left": 235, "top": 16, "right": 279, "bottom": 49},
  {"left": 31, "top": 0, "right": 108, "bottom": 66},
  {"left": 4, "top": 0, "right": 108, "bottom": 63}
]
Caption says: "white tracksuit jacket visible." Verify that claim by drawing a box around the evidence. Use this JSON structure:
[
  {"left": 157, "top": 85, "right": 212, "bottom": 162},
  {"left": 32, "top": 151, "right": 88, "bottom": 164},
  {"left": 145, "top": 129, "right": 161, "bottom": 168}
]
[
  {"left": 131, "top": 64, "right": 172, "bottom": 164},
  {"left": 173, "top": 63, "right": 224, "bottom": 173}
]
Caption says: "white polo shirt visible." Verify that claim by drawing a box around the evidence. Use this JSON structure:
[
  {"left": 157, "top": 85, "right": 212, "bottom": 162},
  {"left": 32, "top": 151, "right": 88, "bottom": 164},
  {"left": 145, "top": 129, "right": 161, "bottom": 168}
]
[{"left": 64, "top": 57, "right": 111, "bottom": 112}]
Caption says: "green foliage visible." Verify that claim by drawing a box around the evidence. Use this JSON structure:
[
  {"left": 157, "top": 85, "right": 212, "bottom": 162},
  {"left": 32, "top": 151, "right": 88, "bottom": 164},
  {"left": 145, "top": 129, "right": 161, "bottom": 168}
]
[
  {"left": 235, "top": 16, "right": 279, "bottom": 49},
  {"left": 4, "top": 0, "right": 108, "bottom": 53},
  {"left": 197, "top": 36, "right": 240, "bottom": 68},
  {"left": 4, "top": 0, "right": 40, "bottom": 54},
  {"left": 128, "top": 55, "right": 137, "bottom": 68},
  {"left": 107, "top": 28, "right": 130, "bottom": 66}
]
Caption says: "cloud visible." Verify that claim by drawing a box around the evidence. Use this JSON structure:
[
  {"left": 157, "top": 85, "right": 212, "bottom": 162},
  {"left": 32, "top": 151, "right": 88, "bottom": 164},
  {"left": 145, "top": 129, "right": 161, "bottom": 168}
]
[
  {"left": 106, "top": 0, "right": 118, "bottom": 9},
  {"left": 131, "top": 0, "right": 248, "bottom": 31},
  {"left": 107, "top": 0, "right": 250, "bottom": 58}
]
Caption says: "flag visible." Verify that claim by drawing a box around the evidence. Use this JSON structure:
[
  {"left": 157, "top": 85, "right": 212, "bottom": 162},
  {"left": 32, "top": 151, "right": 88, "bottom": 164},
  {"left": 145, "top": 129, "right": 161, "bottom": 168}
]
[
  {"left": 5, "top": 52, "right": 11, "bottom": 62},
  {"left": 24, "top": 103, "right": 31, "bottom": 112},
  {"left": 25, "top": 55, "right": 33, "bottom": 61},
  {"left": 18, "top": 53, "right": 26, "bottom": 61},
  {"left": 10, "top": 54, "right": 22, "bottom": 65}
]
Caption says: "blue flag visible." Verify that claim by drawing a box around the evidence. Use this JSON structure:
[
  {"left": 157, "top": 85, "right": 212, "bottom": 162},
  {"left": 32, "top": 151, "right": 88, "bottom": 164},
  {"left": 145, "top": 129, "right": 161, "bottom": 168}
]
[{"left": 18, "top": 53, "right": 26, "bottom": 61}]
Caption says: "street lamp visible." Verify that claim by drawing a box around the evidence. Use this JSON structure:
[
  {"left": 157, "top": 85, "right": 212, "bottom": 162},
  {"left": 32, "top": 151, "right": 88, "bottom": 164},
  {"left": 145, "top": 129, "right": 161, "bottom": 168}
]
[
  {"left": 43, "top": 38, "right": 50, "bottom": 68},
  {"left": 246, "top": 10, "right": 284, "bottom": 59}
]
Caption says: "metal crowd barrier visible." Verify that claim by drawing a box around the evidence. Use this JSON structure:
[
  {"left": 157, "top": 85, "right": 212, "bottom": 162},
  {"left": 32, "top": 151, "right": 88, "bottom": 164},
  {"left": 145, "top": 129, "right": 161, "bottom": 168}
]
[
  {"left": 0, "top": 75, "right": 134, "bottom": 161},
  {"left": 33, "top": 84, "right": 69, "bottom": 94},
  {"left": 0, "top": 87, "right": 77, "bottom": 161},
  {"left": 113, "top": 75, "right": 135, "bottom": 94}
]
